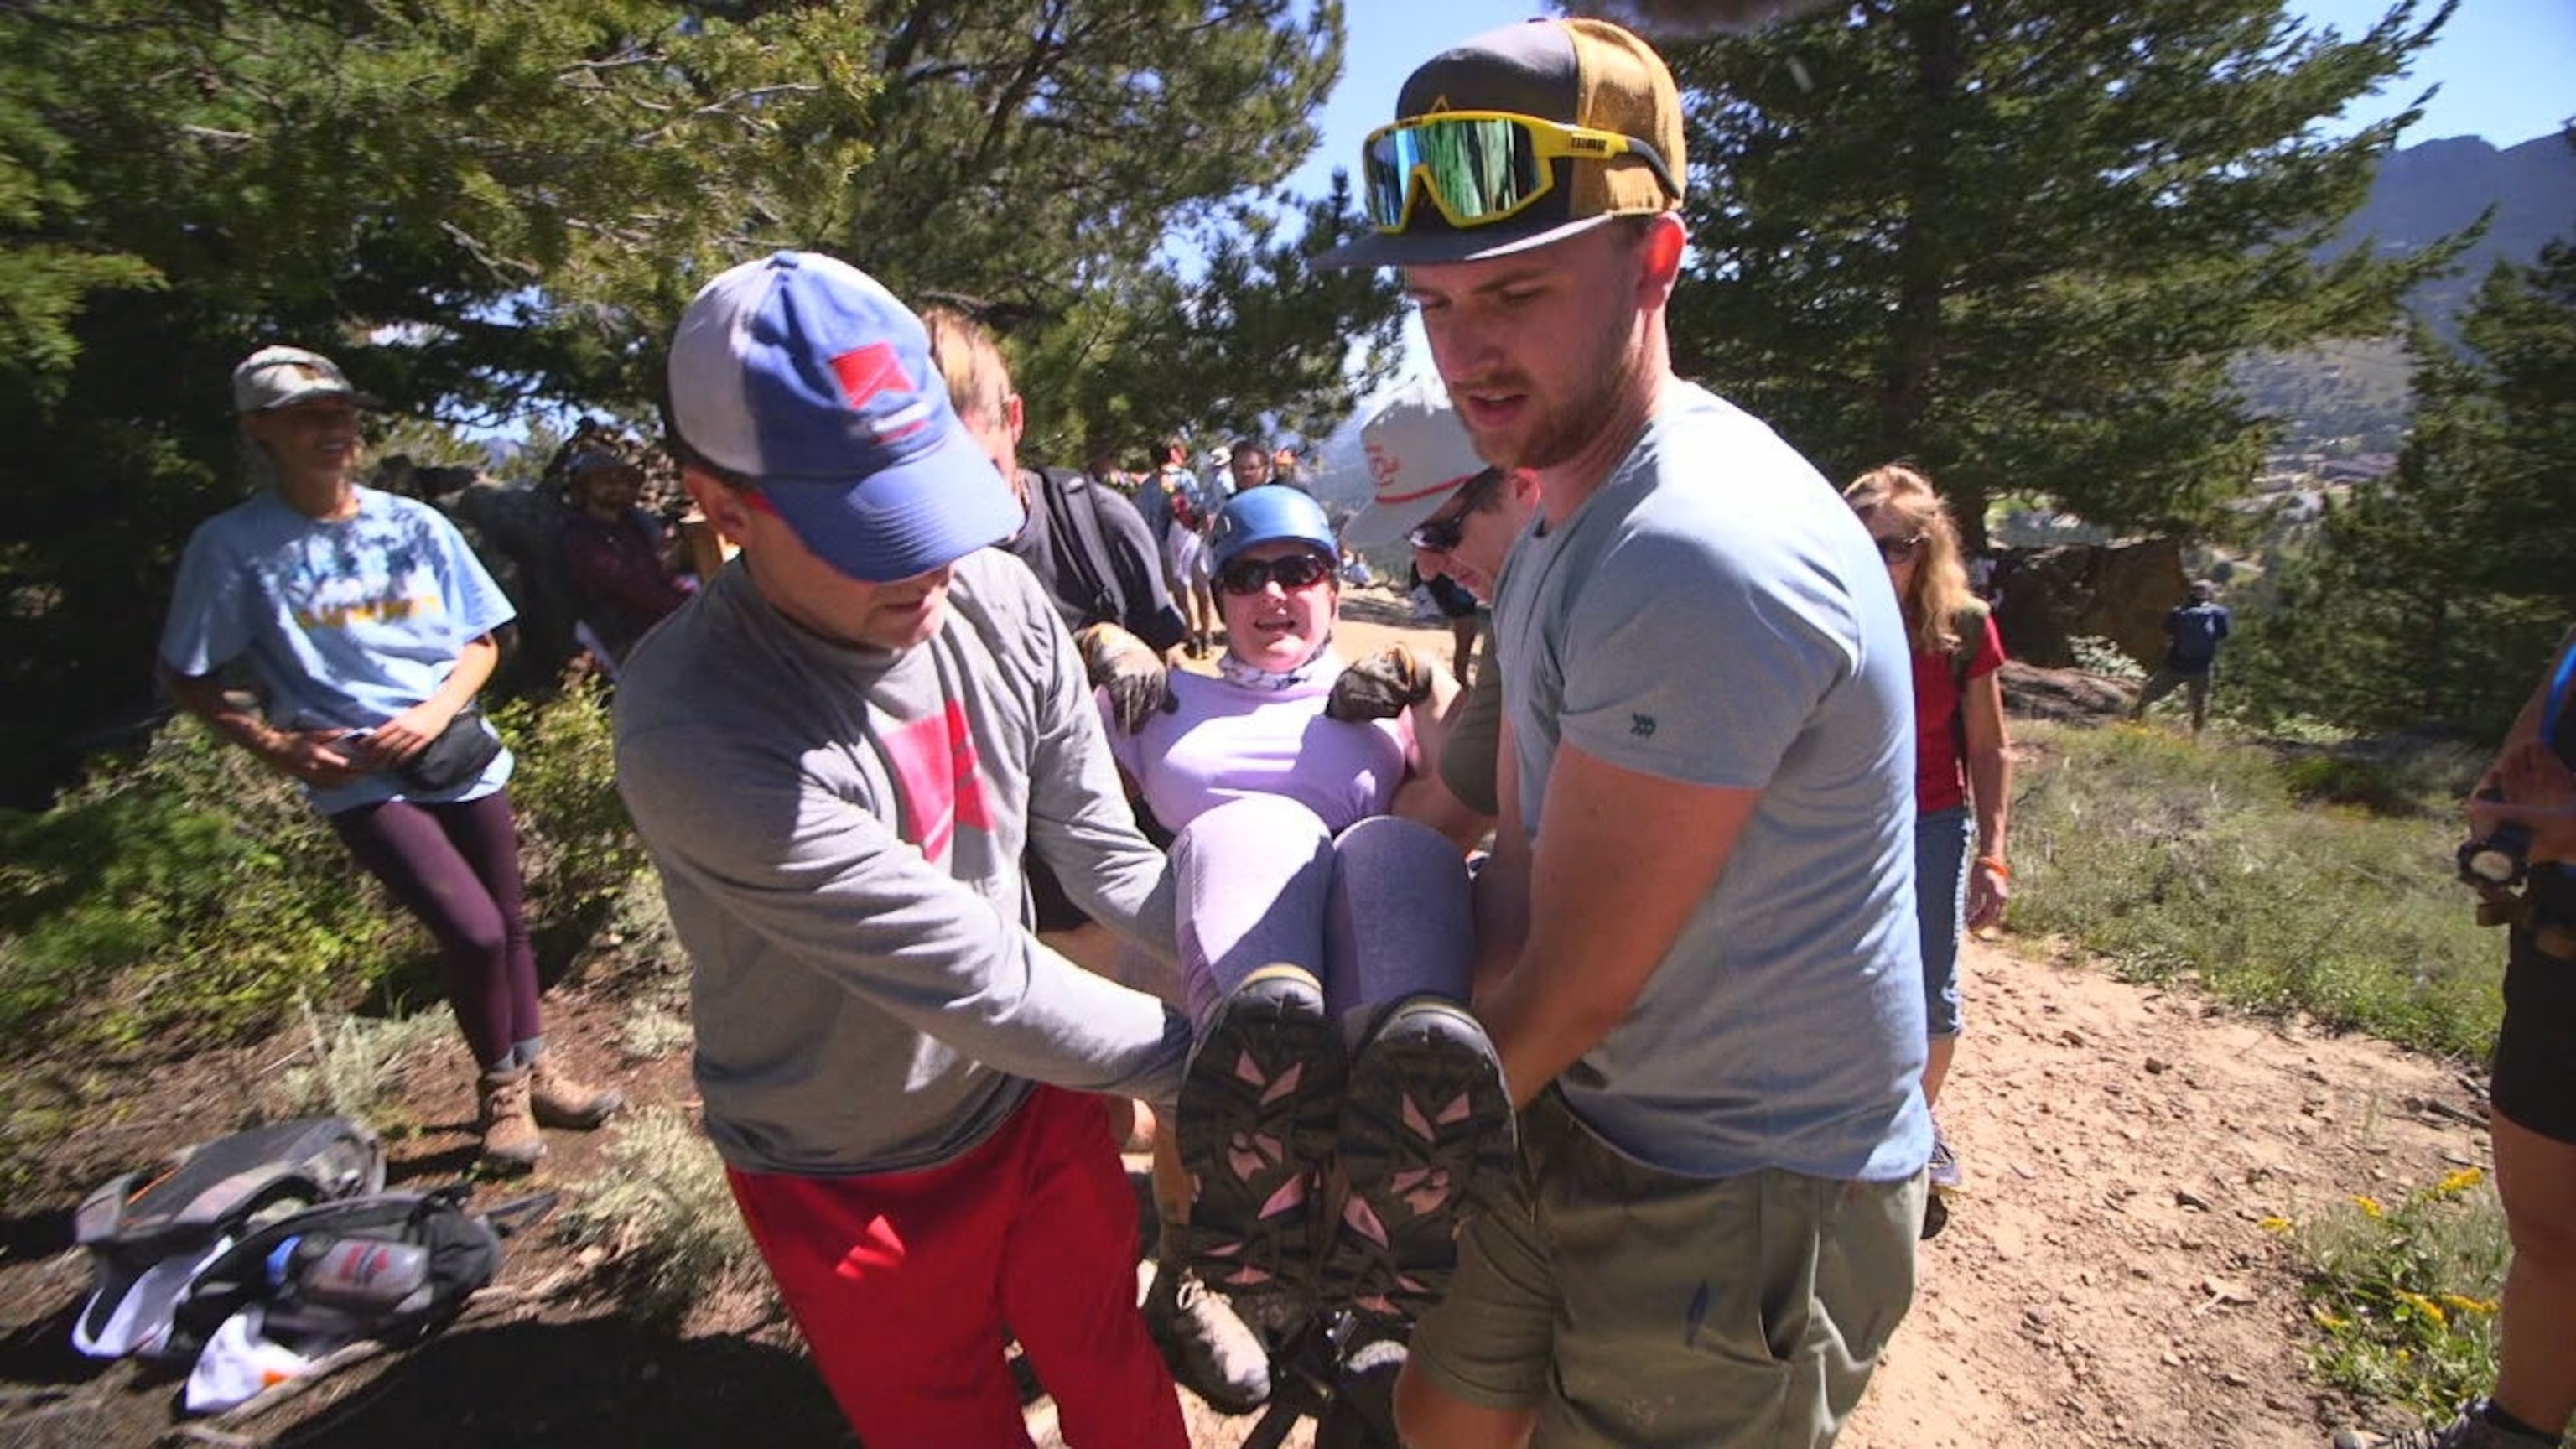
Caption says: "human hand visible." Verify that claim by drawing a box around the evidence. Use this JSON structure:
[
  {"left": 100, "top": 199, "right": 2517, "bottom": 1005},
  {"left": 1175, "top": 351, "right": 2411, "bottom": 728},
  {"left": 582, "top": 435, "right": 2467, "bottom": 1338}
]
[
  {"left": 363, "top": 701, "right": 459, "bottom": 771},
  {"left": 1966, "top": 856, "right": 2012, "bottom": 932},
  {"left": 1327, "top": 644, "right": 1433, "bottom": 723},
  {"left": 1076, "top": 623, "right": 1174, "bottom": 735},
  {"left": 2469, "top": 742, "right": 2576, "bottom": 862},
  {"left": 266, "top": 728, "right": 377, "bottom": 788}
]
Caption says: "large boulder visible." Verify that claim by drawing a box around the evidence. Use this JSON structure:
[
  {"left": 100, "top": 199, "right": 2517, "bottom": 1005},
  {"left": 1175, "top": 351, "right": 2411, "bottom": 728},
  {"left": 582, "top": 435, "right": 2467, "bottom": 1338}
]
[
  {"left": 1997, "top": 660, "right": 2134, "bottom": 725},
  {"left": 1992, "top": 539, "right": 2188, "bottom": 670}
]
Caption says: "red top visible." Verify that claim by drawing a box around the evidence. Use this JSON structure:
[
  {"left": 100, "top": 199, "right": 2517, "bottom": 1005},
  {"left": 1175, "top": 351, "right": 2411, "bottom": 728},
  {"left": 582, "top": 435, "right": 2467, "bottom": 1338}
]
[{"left": 1909, "top": 612, "right": 2007, "bottom": 813}]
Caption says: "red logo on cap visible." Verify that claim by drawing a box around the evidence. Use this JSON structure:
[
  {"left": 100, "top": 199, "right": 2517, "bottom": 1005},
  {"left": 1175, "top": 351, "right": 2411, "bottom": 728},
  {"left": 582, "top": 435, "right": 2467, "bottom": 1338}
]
[{"left": 830, "top": 341, "right": 930, "bottom": 443}]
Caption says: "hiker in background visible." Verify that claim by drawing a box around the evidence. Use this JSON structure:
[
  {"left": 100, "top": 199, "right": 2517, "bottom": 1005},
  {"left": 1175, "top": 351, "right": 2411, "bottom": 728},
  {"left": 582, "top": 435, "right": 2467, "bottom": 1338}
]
[
  {"left": 158, "top": 346, "right": 622, "bottom": 1173},
  {"left": 559, "top": 448, "right": 696, "bottom": 673},
  {"left": 1335, "top": 376, "right": 1542, "bottom": 836},
  {"left": 2338, "top": 628, "right": 2576, "bottom": 1449},
  {"left": 1228, "top": 437, "right": 1277, "bottom": 493},
  {"left": 1168, "top": 441, "right": 1233, "bottom": 657},
  {"left": 922, "top": 308, "right": 1186, "bottom": 661},
  {"left": 1135, "top": 436, "right": 1187, "bottom": 582},
  {"left": 920, "top": 304, "right": 1271, "bottom": 1415},
  {"left": 1846, "top": 463, "right": 2014, "bottom": 1232},
  {"left": 1321, "top": 18, "right": 1929, "bottom": 1446},
  {"left": 2130, "top": 579, "right": 2232, "bottom": 735},
  {"left": 617, "top": 252, "right": 1196, "bottom": 1448}
]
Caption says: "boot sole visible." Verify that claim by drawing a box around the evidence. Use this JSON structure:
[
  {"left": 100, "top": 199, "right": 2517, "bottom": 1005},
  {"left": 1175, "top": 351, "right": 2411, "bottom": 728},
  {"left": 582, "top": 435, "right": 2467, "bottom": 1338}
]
[
  {"left": 1174, "top": 968, "right": 1343, "bottom": 1306},
  {"left": 1325, "top": 1000, "right": 1515, "bottom": 1322}
]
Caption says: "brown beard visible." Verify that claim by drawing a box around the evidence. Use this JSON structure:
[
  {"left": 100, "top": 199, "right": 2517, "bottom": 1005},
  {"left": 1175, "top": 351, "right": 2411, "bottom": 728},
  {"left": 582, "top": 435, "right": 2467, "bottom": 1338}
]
[{"left": 1467, "top": 309, "right": 1646, "bottom": 473}]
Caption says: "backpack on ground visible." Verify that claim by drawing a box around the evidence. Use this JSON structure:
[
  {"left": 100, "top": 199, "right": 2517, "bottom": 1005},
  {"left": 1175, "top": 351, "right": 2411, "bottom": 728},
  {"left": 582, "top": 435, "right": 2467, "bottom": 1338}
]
[
  {"left": 164, "top": 1183, "right": 507, "bottom": 1361},
  {"left": 71, "top": 1116, "right": 385, "bottom": 1360},
  {"left": 165, "top": 1183, "right": 553, "bottom": 1415}
]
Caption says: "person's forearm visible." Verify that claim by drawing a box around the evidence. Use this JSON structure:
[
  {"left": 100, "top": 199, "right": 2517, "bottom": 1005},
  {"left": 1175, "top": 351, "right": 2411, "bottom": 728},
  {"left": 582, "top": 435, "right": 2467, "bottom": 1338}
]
[
  {"left": 431, "top": 636, "right": 498, "bottom": 714},
  {"left": 163, "top": 664, "right": 288, "bottom": 762}
]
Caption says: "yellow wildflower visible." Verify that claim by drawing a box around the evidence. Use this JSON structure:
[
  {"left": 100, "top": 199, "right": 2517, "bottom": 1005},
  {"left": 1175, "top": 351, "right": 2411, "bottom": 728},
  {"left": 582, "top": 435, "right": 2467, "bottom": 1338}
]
[
  {"left": 2434, "top": 1167, "right": 2485, "bottom": 1197},
  {"left": 2352, "top": 1195, "right": 2385, "bottom": 1218},
  {"left": 2393, "top": 1291, "right": 2447, "bottom": 1327},
  {"left": 2439, "top": 1294, "right": 2497, "bottom": 1317}
]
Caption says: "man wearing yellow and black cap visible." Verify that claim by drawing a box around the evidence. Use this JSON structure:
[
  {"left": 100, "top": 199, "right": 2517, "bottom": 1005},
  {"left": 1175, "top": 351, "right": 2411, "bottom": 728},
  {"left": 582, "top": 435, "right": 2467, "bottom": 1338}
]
[{"left": 1326, "top": 18, "right": 1929, "bottom": 1448}]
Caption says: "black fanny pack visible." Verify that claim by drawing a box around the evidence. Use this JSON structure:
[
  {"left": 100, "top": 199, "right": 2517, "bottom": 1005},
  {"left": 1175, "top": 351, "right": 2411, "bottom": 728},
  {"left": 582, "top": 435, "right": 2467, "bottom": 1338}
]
[{"left": 398, "top": 707, "right": 503, "bottom": 793}]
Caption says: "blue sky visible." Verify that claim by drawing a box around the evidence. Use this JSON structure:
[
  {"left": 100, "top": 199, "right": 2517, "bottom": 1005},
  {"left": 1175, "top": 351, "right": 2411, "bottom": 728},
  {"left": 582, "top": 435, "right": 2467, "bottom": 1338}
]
[{"left": 1286, "top": 0, "right": 2575, "bottom": 202}]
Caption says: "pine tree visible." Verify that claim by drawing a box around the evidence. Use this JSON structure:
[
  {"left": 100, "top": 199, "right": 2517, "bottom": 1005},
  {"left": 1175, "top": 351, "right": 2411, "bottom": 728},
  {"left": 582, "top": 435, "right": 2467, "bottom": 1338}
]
[
  {"left": 1657, "top": 0, "right": 2465, "bottom": 546},
  {"left": 2236, "top": 229, "right": 2576, "bottom": 736}
]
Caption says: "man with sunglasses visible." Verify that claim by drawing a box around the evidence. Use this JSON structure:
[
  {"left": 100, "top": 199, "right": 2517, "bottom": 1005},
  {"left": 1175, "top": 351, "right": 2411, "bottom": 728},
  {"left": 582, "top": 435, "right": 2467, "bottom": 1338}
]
[
  {"left": 1336, "top": 378, "right": 1542, "bottom": 829},
  {"left": 1322, "top": 18, "right": 1930, "bottom": 1449}
]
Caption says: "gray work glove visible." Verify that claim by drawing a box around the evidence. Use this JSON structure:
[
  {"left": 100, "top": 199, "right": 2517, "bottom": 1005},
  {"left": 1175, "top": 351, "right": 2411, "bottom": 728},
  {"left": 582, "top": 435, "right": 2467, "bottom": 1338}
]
[
  {"left": 1327, "top": 643, "right": 1434, "bottom": 723},
  {"left": 1076, "top": 622, "right": 1176, "bottom": 735}
]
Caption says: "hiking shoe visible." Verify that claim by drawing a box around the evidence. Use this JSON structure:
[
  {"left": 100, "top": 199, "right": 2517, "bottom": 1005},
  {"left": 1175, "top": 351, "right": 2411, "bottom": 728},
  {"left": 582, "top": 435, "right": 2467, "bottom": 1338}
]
[
  {"left": 1324, "top": 995, "right": 1515, "bottom": 1325},
  {"left": 476, "top": 1067, "right": 546, "bottom": 1171},
  {"left": 1176, "top": 964, "right": 1343, "bottom": 1306},
  {"left": 1927, "top": 1114, "right": 1962, "bottom": 1192},
  {"left": 1143, "top": 1252, "right": 1272, "bottom": 1415},
  {"left": 1919, "top": 1192, "right": 1950, "bottom": 1241},
  {"left": 529, "top": 1056, "right": 624, "bottom": 1130},
  {"left": 2334, "top": 1405, "right": 2562, "bottom": 1449}
]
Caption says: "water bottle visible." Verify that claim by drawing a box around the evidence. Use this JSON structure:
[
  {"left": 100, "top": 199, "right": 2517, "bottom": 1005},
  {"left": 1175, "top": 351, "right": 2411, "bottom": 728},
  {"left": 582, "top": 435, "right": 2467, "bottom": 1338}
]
[{"left": 285, "top": 1233, "right": 432, "bottom": 1311}]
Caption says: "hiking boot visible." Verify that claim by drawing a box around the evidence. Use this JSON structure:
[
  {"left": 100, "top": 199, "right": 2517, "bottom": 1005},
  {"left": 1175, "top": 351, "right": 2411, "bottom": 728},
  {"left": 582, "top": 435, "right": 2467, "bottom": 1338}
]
[
  {"left": 1176, "top": 964, "right": 1343, "bottom": 1307},
  {"left": 1143, "top": 1249, "right": 1272, "bottom": 1415},
  {"left": 529, "top": 1055, "right": 624, "bottom": 1130},
  {"left": 476, "top": 1067, "right": 545, "bottom": 1171},
  {"left": 2334, "top": 1405, "right": 2563, "bottom": 1449},
  {"left": 1323, "top": 995, "right": 1514, "bottom": 1326},
  {"left": 1927, "top": 1114, "right": 1962, "bottom": 1192}
]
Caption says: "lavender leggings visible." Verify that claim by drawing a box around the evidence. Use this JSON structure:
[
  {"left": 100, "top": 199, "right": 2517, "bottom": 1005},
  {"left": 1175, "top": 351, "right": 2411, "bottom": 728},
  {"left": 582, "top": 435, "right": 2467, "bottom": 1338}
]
[
  {"left": 1170, "top": 794, "right": 1473, "bottom": 1032},
  {"left": 329, "top": 789, "right": 543, "bottom": 1070}
]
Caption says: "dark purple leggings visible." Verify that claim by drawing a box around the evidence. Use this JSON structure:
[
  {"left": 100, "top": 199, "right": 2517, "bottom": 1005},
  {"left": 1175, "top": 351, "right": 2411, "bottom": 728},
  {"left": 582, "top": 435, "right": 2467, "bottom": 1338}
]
[{"left": 329, "top": 789, "right": 543, "bottom": 1070}]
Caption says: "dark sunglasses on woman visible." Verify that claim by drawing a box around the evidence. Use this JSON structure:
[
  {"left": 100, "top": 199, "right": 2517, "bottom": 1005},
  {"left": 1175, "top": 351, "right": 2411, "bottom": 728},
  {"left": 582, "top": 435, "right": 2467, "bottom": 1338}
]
[{"left": 1218, "top": 552, "right": 1334, "bottom": 595}]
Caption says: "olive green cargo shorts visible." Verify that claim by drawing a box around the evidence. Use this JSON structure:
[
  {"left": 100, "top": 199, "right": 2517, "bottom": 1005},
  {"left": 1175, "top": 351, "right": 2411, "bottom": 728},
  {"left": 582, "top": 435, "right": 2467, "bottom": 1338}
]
[{"left": 1407, "top": 1093, "right": 1924, "bottom": 1448}]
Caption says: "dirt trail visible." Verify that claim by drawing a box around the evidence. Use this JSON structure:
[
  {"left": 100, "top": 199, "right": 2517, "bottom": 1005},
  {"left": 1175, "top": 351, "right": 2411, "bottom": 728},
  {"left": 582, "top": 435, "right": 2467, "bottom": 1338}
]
[{"left": 0, "top": 589, "right": 2496, "bottom": 1447}]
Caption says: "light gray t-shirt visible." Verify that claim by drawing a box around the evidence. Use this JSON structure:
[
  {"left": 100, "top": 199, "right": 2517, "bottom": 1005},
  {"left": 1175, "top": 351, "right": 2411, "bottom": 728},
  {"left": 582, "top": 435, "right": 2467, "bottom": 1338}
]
[
  {"left": 615, "top": 549, "right": 1191, "bottom": 1177},
  {"left": 1492, "top": 382, "right": 1931, "bottom": 1183}
]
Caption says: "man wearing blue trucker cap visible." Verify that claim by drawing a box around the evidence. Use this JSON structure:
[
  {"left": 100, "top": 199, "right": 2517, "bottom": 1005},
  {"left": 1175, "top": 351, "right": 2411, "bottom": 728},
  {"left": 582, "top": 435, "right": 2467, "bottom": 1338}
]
[
  {"left": 613, "top": 251, "right": 1194, "bottom": 1448},
  {"left": 1323, "top": 18, "right": 1929, "bottom": 1449}
]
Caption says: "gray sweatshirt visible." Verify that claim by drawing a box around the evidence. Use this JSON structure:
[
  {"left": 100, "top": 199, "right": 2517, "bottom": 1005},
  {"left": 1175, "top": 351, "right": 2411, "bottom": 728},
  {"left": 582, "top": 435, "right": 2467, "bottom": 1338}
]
[{"left": 614, "top": 549, "right": 1190, "bottom": 1176}]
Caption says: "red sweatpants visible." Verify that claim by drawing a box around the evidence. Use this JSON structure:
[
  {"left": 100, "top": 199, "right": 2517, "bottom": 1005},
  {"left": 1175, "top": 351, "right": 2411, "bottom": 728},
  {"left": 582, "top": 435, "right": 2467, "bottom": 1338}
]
[{"left": 725, "top": 1085, "right": 1186, "bottom": 1449}]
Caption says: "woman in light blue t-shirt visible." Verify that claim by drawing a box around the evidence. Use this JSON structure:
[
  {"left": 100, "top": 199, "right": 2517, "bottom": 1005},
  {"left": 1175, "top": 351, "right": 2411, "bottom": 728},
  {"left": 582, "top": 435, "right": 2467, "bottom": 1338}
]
[{"left": 157, "top": 345, "right": 621, "bottom": 1171}]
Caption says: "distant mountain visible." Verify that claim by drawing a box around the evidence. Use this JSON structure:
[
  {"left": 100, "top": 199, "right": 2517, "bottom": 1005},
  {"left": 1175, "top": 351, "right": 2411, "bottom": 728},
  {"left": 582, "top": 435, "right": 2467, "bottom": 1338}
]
[
  {"left": 2334, "top": 132, "right": 2576, "bottom": 338},
  {"left": 2241, "top": 132, "right": 2574, "bottom": 449}
]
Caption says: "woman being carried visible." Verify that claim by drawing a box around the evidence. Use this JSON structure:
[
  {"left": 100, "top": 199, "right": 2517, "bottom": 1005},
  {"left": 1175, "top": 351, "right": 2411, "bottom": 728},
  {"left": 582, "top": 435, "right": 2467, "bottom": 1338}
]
[{"left": 1102, "top": 487, "right": 1513, "bottom": 1329}]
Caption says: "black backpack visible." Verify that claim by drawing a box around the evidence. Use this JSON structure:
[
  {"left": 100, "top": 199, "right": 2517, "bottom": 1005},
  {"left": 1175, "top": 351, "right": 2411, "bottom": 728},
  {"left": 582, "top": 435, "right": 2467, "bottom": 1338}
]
[
  {"left": 72, "top": 1116, "right": 385, "bottom": 1359},
  {"left": 163, "top": 1183, "right": 536, "bottom": 1360}
]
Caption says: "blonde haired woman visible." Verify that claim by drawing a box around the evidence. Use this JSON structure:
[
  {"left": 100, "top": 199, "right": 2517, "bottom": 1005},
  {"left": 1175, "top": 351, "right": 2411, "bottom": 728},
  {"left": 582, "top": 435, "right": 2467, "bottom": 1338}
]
[{"left": 1844, "top": 464, "right": 2013, "bottom": 1218}]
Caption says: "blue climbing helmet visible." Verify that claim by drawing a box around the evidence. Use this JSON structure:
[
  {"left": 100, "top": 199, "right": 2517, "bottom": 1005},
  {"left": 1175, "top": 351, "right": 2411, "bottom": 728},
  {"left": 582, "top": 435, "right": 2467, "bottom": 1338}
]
[{"left": 1210, "top": 486, "right": 1337, "bottom": 572}]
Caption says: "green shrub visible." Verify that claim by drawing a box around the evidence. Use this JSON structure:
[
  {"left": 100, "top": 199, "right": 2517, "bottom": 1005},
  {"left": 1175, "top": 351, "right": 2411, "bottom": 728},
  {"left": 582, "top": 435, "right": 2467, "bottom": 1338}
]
[
  {"left": 555, "top": 1106, "right": 771, "bottom": 1326},
  {"left": 0, "top": 719, "right": 408, "bottom": 1048},
  {"left": 2285, "top": 1170, "right": 2507, "bottom": 1420},
  {"left": 2008, "top": 721, "right": 2503, "bottom": 1060},
  {"left": 0, "top": 678, "right": 645, "bottom": 1057},
  {"left": 489, "top": 676, "right": 650, "bottom": 931}
]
